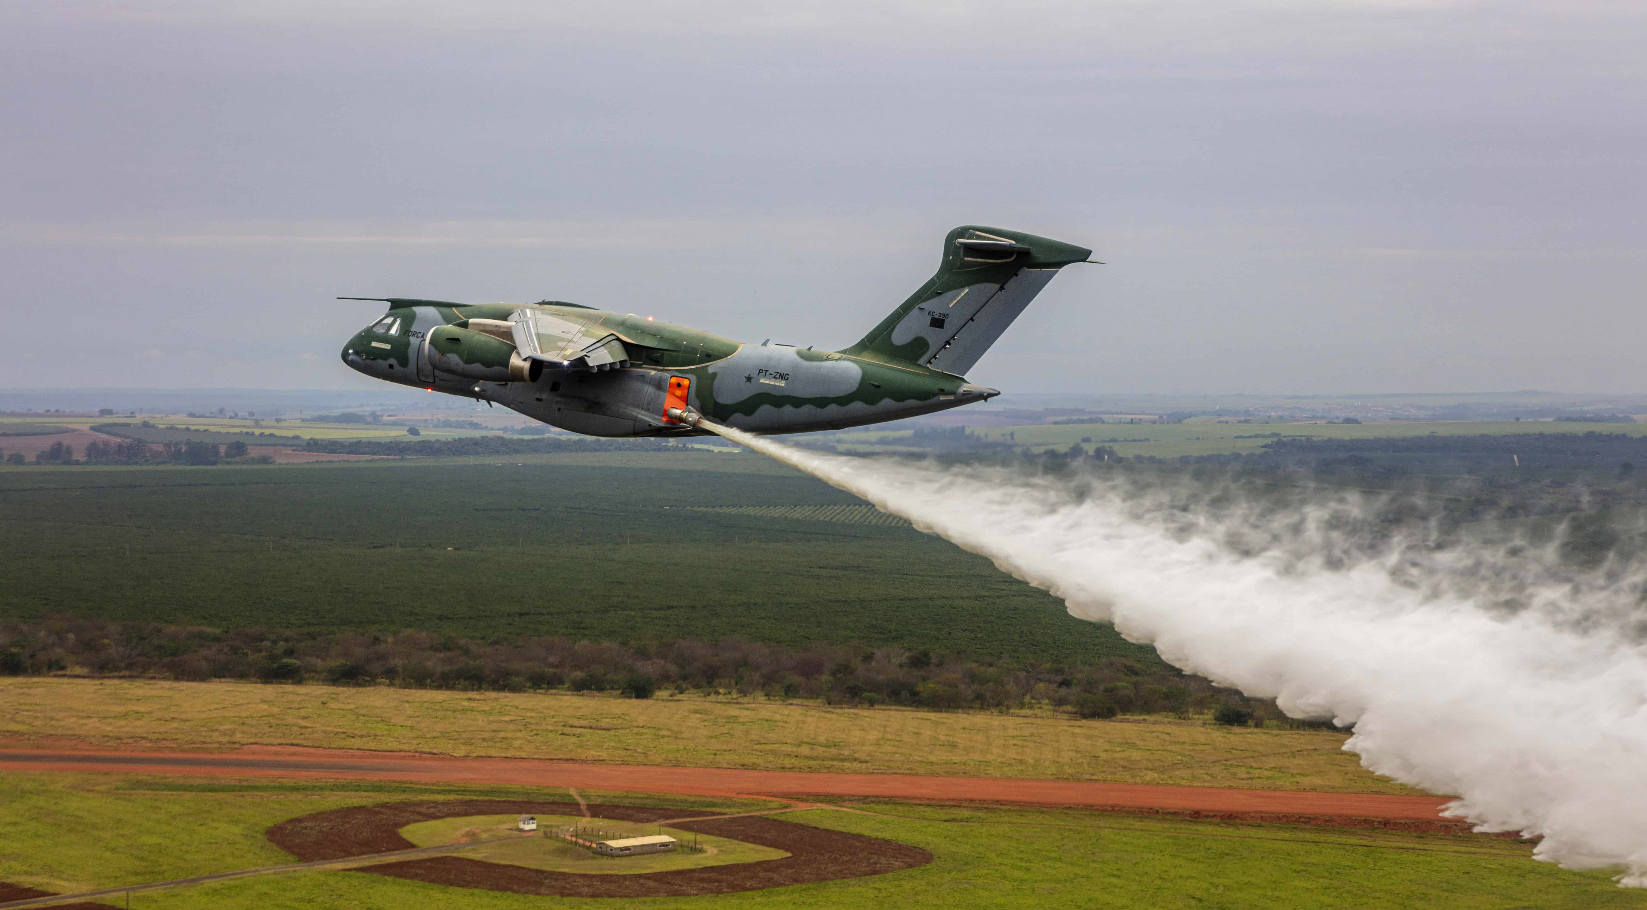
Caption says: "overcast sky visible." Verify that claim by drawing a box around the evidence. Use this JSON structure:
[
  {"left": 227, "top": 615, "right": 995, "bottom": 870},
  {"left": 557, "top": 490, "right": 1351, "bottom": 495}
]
[{"left": 3, "top": 0, "right": 1643, "bottom": 394}]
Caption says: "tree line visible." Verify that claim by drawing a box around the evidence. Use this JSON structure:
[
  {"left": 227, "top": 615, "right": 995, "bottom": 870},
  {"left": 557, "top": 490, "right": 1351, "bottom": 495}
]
[
  {"left": 3, "top": 439, "right": 274, "bottom": 466},
  {"left": 300, "top": 436, "right": 696, "bottom": 456},
  {"left": 0, "top": 616, "right": 1299, "bottom": 727}
]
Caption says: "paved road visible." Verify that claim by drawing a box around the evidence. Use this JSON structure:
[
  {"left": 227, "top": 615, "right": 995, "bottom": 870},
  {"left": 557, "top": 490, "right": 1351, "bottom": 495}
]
[{"left": 0, "top": 745, "right": 1457, "bottom": 822}]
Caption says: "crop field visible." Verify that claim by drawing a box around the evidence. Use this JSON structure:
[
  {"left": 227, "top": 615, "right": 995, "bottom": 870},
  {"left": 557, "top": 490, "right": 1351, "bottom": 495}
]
[
  {"left": 0, "top": 451, "right": 1147, "bottom": 665},
  {"left": 685, "top": 504, "right": 912, "bottom": 527},
  {"left": 1, "top": 413, "right": 521, "bottom": 446},
  {"left": 833, "top": 420, "right": 1647, "bottom": 459},
  {"left": 0, "top": 677, "right": 1399, "bottom": 791},
  {"left": 92, "top": 421, "right": 495, "bottom": 444},
  {"left": 2, "top": 772, "right": 1639, "bottom": 910},
  {"left": 0, "top": 423, "right": 73, "bottom": 437}
]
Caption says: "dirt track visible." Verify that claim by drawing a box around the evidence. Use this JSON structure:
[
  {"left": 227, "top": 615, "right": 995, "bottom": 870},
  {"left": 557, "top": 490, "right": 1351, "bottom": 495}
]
[
  {"left": 270, "top": 799, "right": 932, "bottom": 897},
  {"left": 0, "top": 745, "right": 1458, "bottom": 825},
  {"left": 0, "top": 883, "right": 112, "bottom": 910}
]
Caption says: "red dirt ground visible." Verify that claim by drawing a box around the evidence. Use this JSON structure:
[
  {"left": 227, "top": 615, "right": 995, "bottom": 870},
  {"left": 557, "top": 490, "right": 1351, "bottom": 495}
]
[
  {"left": 0, "top": 429, "right": 125, "bottom": 459},
  {"left": 249, "top": 446, "right": 391, "bottom": 463},
  {"left": 0, "top": 882, "right": 115, "bottom": 910},
  {"left": 268, "top": 799, "right": 931, "bottom": 897},
  {"left": 0, "top": 744, "right": 1460, "bottom": 826}
]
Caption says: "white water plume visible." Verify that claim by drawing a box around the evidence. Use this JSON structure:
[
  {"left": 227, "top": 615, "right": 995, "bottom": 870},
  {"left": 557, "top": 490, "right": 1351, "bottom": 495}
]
[{"left": 710, "top": 423, "right": 1647, "bottom": 885}]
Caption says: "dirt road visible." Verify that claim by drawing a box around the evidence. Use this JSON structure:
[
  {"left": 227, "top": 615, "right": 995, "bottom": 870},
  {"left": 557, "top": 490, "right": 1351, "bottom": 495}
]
[{"left": 0, "top": 745, "right": 1457, "bottom": 824}]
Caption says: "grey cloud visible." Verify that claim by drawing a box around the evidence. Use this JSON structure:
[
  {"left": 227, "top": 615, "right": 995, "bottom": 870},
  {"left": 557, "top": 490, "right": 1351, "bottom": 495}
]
[{"left": 1, "top": 0, "right": 1643, "bottom": 392}]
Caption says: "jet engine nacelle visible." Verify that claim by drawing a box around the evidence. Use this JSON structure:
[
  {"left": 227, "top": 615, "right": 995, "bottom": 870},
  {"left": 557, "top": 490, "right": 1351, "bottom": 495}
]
[{"left": 425, "top": 325, "right": 542, "bottom": 383}]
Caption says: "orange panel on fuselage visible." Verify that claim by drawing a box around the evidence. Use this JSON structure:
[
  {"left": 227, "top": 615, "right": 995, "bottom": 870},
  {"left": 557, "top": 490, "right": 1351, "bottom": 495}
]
[{"left": 662, "top": 376, "right": 691, "bottom": 423}]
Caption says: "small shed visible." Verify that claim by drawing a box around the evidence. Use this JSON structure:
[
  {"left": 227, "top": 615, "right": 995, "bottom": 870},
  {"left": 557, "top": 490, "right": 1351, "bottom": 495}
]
[
  {"left": 594, "top": 834, "right": 676, "bottom": 857},
  {"left": 517, "top": 815, "right": 538, "bottom": 832}
]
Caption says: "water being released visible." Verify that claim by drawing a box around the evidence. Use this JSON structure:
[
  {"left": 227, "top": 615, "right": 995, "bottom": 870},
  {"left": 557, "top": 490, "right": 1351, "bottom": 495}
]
[{"left": 703, "top": 419, "right": 1647, "bottom": 887}]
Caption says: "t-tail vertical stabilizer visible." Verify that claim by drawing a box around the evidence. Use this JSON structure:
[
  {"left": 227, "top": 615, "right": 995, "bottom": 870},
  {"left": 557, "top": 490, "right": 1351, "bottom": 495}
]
[{"left": 842, "top": 225, "right": 1092, "bottom": 376}]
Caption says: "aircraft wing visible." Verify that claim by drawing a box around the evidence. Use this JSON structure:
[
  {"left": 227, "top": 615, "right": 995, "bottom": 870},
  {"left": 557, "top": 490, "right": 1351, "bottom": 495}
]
[{"left": 510, "top": 308, "right": 631, "bottom": 372}]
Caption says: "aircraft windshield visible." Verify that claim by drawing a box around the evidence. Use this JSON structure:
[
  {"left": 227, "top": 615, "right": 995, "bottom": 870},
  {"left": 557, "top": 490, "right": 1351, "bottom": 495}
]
[{"left": 372, "top": 316, "right": 400, "bottom": 334}]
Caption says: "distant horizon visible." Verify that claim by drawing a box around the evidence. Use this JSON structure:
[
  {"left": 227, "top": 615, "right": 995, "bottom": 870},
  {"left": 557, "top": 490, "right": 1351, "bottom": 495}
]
[{"left": 7, "top": 387, "right": 1647, "bottom": 399}]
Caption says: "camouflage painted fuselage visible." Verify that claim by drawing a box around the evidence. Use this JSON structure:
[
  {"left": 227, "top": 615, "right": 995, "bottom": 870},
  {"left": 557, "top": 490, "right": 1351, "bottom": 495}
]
[{"left": 340, "top": 226, "right": 1091, "bottom": 437}]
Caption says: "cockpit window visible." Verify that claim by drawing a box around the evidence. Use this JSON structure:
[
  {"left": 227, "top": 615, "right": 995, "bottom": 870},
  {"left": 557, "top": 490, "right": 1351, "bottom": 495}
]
[{"left": 372, "top": 316, "right": 401, "bottom": 335}]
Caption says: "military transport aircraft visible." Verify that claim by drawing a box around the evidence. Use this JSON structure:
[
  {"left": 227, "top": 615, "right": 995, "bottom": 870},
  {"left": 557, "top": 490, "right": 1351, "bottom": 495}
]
[{"left": 340, "top": 225, "right": 1092, "bottom": 437}]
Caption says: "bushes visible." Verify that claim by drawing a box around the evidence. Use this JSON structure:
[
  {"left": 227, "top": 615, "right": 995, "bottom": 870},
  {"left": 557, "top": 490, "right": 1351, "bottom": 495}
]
[
  {"left": 324, "top": 660, "right": 366, "bottom": 683},
  {"left": 0, "top": 616, "right": 1278, "bottom": 722},
  {"left": 300, "top": 436, "right": 692, "bottom": 457},
  {"left": 569, "top": 671, "right": 609, "bottom": 692},
  {"left": 1214, "top": 704, "right": 1254, "bottom": 726},
  {"left": 260, "top": 658, "right": 304, "bottom": 682},
  {"left": 1074, "top": 694, "right": 1119, "bottom": 719},
  {"left": 527, "top": 668, "right": 565, "bottom": 689},
  {"left": 34, "top": 442, "right": 74, "bottom": 464},
  {"left": 621, "top": 673, "right": 657, "bottom": 699}
]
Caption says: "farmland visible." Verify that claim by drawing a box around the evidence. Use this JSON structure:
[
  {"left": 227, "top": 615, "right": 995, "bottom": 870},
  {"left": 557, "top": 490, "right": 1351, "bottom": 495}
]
[
  {"left": 0, "top": 677, "right": 1397, "bottom": 791},
  {"left": 0, "top": 451, "right": 1148, "bottom": 665},
  {"left": 2, "top": 771, "right": 1639, "bottom": 910}
]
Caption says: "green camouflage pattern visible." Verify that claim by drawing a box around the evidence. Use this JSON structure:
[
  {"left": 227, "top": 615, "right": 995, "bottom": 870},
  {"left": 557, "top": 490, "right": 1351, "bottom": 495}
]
[{"left": 341, "top": 226, "right": 1091, "bottom": 437}]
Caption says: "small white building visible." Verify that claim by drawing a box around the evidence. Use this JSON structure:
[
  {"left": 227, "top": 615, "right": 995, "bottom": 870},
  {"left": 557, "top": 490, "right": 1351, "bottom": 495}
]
[
  {"left": 594, "top": 834, "right": 676, "bottom": 857},
  {"left": 518, "top": 815, "right": 538, "bottom": 832}
]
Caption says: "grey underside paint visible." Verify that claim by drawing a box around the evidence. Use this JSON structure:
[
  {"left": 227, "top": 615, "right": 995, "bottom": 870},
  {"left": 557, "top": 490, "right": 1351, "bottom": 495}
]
[
  {"left": 493, "top": 368, "right": 670, "bottom": 436},
  {"left": 717, "top": 396, "right": 974, "bottom": 434}
]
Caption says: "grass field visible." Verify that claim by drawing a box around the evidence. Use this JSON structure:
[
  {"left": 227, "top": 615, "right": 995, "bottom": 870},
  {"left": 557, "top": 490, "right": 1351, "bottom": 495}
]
[
  {"left": 0, "top": 451, "right": 1151, "bottom": 665},
  {"left": 0, "top": 423, "right": 73, "bottom": 437},
  {"left": 833, "top": 420, "right": 1647, "bottom": 458},
  {"left": 2, "top": 772, "right": 1640, "bottom": 910},
  {"left": 0, "top": 678, "right": 1406, "bottom": 792},
  {"left": 400, "top": 813, "right": 788, "bottom": 873}
]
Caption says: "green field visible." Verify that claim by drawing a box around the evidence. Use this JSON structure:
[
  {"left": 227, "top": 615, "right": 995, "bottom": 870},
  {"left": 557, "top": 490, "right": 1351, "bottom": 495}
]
[
  {"left": 2, "top": 772, "right": 1640, "bottom": 910},
  {"left": 0, "top": 451, "right": 1149, "bottom": 665},
  {"left": 0, "top": 423, "right": 73, "bottom": 437},
  {"left": 401, "top": 813, "right": 788, "bottom": 873}
]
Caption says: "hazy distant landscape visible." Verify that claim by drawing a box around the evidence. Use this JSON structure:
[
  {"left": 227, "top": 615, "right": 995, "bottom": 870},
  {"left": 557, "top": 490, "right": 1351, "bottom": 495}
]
[
  {"left": 7, "top": 387, "right": 1646, "bottom": 706},
  {"left": 7, "top": 390, "right": 1647, "bottom": 907}
]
